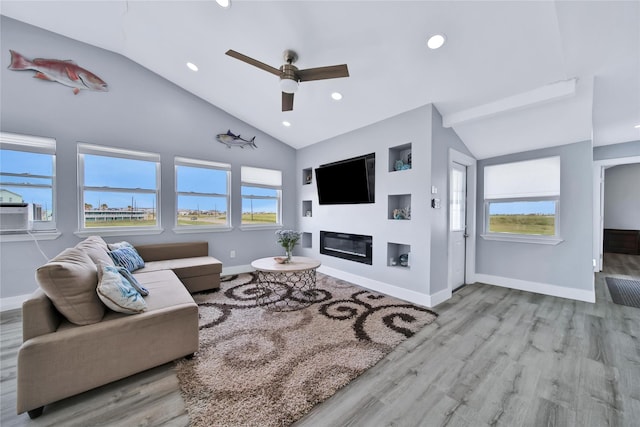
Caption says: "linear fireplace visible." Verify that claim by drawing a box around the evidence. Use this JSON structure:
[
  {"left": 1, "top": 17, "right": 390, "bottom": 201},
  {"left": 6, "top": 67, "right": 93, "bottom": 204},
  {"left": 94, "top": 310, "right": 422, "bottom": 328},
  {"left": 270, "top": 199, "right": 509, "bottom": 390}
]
[{"left": 320, "top": 231, "right": 373, "bottom": 265}]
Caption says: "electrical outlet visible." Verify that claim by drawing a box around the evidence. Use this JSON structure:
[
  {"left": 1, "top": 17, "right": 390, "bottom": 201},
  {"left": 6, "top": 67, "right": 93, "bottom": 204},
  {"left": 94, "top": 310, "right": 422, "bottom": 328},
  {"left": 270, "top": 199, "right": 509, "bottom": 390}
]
[{"left": 230, "top": 250, "right": 236, "bottom": 258}]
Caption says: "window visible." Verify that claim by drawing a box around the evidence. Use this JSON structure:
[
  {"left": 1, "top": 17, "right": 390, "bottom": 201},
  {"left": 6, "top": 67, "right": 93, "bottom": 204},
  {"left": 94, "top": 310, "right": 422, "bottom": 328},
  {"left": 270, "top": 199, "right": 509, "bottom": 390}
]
[
  {"left": 483, "top": 156, "right": 560, "bottom": 242},
  {"left": 78, "top": 143, "right": 160, "bottom": 233},
  {"left": 241, "top": 166, "right": 282, "bottom": 227},
  {"left": 0, "top": 132, "right": 56, "bottom": 232},
  {"left": 175, "top": 157, "right": 231, "bottom": 230}
]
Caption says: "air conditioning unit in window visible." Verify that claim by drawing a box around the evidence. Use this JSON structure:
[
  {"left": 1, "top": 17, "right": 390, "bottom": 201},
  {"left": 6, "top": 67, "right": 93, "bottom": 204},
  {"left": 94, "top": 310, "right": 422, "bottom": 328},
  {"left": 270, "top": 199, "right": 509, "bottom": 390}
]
[{"left": 0, "top": 203, "right": 33, "bottom": 232}]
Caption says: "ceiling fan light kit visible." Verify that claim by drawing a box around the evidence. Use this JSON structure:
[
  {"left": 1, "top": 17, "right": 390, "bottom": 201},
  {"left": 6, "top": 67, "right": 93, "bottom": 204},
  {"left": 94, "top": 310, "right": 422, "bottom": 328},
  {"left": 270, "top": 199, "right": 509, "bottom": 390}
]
[
  {"left": 280, "top": 78, "right": 299, "bottom": 94},
  {"left": 225, "top": 48, "right": 349, "bottom": 111}
]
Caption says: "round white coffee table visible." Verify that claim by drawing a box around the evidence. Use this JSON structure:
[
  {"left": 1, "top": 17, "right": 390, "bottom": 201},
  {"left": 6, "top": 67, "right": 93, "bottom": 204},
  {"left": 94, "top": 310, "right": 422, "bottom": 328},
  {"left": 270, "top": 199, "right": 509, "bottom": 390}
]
[{"left": 250, "top": 256, "right": 321, "bottom": 311}]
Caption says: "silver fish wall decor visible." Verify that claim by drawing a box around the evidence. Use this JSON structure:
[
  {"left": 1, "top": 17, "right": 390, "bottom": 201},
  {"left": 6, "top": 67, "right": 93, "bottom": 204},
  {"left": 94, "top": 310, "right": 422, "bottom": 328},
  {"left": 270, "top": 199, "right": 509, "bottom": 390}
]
[
  {"left": 8, "top": 50, "right": 108, "bottom": 95},
  {"left": 216, "top": 130, "right": 257, "bottom": 149}
]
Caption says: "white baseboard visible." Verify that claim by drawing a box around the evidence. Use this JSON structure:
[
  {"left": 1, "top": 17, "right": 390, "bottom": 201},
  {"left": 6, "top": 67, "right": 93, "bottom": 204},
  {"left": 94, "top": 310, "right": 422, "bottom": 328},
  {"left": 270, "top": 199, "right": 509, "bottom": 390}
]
[
  {"left": 317, "top": 266, "right": 444, "bottom": 308},
  {"left": 222, "top": 264, "right": 253, "bottom": 276},
  {"left": 0, "top": 293, "right": 30, "bottom": 312},
  {"left": 429, "top": 287, "right": 453, "bottom": 307},
  {"left": 474, "top": 273, "right": 596, "bottom": 303}
]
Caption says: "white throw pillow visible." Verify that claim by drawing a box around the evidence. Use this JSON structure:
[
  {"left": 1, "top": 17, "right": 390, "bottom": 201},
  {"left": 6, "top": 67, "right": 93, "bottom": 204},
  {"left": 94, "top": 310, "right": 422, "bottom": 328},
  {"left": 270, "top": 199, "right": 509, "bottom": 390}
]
[
  {"left": 107, "top": 241, "right": 134, "bottom": 250},
  {"left": 96, "top": 265, "right": 147, "bottom": 314}
]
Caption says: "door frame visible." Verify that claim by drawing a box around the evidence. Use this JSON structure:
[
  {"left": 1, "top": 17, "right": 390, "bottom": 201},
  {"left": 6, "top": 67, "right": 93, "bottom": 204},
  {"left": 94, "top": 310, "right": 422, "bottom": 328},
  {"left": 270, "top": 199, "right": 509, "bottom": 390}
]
[
  {"left": 592, "top": 155, "right": 640, "bottom": 271},
  {"left": 448, "top": 149, "right": 477, "bottom": 295}
]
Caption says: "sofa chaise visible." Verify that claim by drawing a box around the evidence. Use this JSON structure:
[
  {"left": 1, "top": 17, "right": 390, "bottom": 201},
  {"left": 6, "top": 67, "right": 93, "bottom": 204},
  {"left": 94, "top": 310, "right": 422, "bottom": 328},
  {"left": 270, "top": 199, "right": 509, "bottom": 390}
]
[{"left": 16, "top": 236, "right": 222, "bottom": 418}]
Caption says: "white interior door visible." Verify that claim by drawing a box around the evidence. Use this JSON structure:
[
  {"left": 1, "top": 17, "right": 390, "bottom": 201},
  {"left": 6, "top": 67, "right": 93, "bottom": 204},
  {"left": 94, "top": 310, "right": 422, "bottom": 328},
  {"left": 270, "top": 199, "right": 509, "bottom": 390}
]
[{"left": 450, "top": 162, "right": 467, "bottom": 290}]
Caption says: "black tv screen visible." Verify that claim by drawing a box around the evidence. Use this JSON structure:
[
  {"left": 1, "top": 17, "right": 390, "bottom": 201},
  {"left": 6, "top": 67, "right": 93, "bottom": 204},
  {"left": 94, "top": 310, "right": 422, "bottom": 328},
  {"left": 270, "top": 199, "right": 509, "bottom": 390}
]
[{"left": 315, "top": 153, "right": 375, "bottom": 205}]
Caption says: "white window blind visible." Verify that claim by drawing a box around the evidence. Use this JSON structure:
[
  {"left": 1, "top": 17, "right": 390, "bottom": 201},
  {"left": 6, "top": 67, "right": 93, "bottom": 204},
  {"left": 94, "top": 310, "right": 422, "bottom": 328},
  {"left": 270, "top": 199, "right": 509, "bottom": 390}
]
[
  {"left": 175, "top": 157, "right": 230, "bottom": 170},
  {"left": 241, "top": 166, "right": 282, "bottom": 187},
  {"left": 78, "top": 143, "right": 160, "bottom": 162},
  {"left": 0, "top": 131, "right": 56, "bottom": 154},
  {"left": 484, "top": 156, "right": 560, "bottom": 199}
]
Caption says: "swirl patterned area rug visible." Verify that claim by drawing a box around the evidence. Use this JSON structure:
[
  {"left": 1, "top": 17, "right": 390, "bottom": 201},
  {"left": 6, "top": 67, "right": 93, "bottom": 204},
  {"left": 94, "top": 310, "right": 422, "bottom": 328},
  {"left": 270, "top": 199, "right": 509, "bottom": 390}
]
[{"left": 175, "top": 272, "right": 438, "bottom": 427}]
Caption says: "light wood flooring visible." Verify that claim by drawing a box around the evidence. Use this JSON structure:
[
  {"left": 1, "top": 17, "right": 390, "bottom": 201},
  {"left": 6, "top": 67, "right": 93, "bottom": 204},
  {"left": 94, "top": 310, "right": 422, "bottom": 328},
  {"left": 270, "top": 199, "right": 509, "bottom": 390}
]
[{"left": 1, "top": 253, "right": 639, "bottom": 426}]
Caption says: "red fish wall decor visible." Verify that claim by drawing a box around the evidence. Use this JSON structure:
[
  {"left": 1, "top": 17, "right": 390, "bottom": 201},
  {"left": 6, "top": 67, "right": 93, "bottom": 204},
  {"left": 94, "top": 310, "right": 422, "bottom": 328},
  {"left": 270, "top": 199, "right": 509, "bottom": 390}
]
[{"left": 8, "top": 50, "right": 108, "bottom": 95}]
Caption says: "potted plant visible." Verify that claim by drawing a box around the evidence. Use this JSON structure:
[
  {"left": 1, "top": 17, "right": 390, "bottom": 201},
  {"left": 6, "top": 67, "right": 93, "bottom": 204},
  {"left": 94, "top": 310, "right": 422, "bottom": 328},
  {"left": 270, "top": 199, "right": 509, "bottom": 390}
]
[{"left": 275, "top": 230, "right": 302, "bottom": 263}]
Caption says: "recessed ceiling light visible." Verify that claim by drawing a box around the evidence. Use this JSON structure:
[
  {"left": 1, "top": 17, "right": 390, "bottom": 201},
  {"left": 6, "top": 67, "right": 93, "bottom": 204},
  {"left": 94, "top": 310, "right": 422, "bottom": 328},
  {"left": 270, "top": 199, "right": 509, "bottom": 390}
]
[
  {"left": 282, "top": 121, "right": 291, "bottom": 127},
  {"left": 331, "top": 92, "right": 343, "bottom": 101},
  {"left": 635, "top": 124, "right": 640, "bottom": 129},
  {"left": 427, "top": 34, "right": 446, "bottom": 50},
  {"left": 216, "top": 0, "right": 231, "bottom": 8},
  {"left": 186, "top": 62, "right": 198, "bottom": 72}
]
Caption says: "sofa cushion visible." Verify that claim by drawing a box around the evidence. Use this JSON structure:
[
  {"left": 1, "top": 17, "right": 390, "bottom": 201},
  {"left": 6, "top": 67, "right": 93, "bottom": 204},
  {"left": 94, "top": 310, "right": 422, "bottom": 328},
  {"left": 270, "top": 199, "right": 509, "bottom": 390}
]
[
  {"left": 135, "top": 256, "right": 222, "bottom": 279},
  {"left": 35, "top": 248, "right": 104, "bottom": 325},
  {"left": 75, "top": 236, "right": 115, "bottom": 268},
  {"left": 97, "top": 265, "right": 147, "bottom": 314},
  {"left": 109, "top": 247, "right": 145, "bottom": 272},
  {"left": 135, "top": 242, "right": 208, "bottom": 262}
]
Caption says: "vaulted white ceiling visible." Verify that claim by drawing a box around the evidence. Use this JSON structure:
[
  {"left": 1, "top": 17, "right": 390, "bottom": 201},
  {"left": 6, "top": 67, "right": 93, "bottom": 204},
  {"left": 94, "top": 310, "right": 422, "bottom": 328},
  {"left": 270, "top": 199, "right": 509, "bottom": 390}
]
[{"left": 2, "top": 1, "right": 638, "bottom": 159}]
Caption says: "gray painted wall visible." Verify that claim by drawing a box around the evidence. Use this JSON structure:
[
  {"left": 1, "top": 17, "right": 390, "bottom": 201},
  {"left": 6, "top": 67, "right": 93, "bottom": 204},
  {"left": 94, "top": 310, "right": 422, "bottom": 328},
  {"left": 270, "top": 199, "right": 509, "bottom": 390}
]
[
  {"left": 604, "top": 163, "right": 640, "bottom": 230},
  {"left": 296, "top": 105, "right": 433, "bottom": 296},
  {"left": 0, "top": 17, "right": 296, "bottom": 298},
  {"left": 593, "top": 140, "right": 640, "bottom": 160},
  {"left": 429, "top": 107, "right": 474, "bottom": 294},
  {"left": 476, "top": 140, "right": 594, "bottom": 291}
]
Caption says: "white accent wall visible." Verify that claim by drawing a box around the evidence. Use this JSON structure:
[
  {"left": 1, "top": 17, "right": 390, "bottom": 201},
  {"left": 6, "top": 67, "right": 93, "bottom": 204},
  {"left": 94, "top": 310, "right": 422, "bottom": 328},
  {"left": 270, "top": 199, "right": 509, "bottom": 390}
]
[{"left": 296, "top": 104, "right": 474, "bottom": 307}]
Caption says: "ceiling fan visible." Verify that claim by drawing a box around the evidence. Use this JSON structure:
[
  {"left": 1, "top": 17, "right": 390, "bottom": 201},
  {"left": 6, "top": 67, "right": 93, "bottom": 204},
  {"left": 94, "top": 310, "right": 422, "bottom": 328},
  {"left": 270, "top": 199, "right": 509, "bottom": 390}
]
[{"left": 225, "top": 49, "right": 349, "bottom": 112}]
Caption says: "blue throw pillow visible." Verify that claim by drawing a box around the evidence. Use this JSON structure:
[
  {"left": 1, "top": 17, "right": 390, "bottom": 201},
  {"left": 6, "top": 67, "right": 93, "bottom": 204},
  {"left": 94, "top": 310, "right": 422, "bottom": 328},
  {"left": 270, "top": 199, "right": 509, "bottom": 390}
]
[
  {"left": 117, "top": 266, "right": 149, "bottom": 296},
  {"left": 109, "top": 247, "right": 145, "bottom": 272}
]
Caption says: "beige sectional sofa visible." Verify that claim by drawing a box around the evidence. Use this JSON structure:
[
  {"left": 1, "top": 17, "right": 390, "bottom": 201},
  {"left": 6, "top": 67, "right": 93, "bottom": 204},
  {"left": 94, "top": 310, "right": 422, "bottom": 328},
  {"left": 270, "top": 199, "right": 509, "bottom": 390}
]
[{"left": 16, "top": 236, "right": 222, "bottom": 418}]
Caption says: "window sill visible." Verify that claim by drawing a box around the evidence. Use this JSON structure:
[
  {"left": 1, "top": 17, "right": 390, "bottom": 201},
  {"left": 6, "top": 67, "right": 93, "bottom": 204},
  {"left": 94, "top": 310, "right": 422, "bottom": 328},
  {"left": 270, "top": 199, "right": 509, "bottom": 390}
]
[
  {"left": 239, "top": 224, "right": 282, "bottom": 231},
  {"left": 74, "top": 228, "right": 164, "bottom": 238},
  {"left": 481, "top": 234, "right": 563, "bottom": 245},
  {"left": 172, "top": 226, "right": 232, "bottom": 234},
  {"left": 0, "top": 231, "right": 62, "bottom": 243}
]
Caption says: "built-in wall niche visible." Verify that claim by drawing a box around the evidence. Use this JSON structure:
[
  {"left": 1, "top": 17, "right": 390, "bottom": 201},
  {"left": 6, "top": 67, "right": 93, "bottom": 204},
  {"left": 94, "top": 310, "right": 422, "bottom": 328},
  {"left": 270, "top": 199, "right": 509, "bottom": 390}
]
[
  {"left": 388, "top": 194, "right": 411, "bottom": 220},
  {"left": 387, "top": 242, "right": 411, "bottom": 268},
  {"left": 302, "top": 200, "right": 312, "bottom": 217},
  {"left": 388, "top": 143, "right": 412, "bottom": 172},
  {"left": 302, "top": 168, "right": 313, "bottom": 185},
  {"left": 302, "top": 232, "right": 312, "bottom": 249}
]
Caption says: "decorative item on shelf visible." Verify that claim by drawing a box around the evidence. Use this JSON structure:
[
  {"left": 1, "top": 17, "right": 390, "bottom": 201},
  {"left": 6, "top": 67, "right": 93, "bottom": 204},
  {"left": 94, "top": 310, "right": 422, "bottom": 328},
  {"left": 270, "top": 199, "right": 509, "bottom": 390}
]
[
  {"left": 8, "top": 50, "right": 108, "bottom": 95},
  {"left": 394, "top": 159, "right": 411, "bottom": 171},
  {"left": 305, "top": 210, "right": 312, "bottom": 217},
  {"left": 275, "top": 229, "right": 302, "bottom": 263},
  {"left": 393, "top": 206, "right": 411, "bottom": 220},
  {"left": 216, "top": 129, "right": 257, "bottom": 149},
  {"left": 399, "top": 253, "right": 409, "bottom": 267},
  {"left": 407, "top": 152, "right": 412, "bottom": 166}
]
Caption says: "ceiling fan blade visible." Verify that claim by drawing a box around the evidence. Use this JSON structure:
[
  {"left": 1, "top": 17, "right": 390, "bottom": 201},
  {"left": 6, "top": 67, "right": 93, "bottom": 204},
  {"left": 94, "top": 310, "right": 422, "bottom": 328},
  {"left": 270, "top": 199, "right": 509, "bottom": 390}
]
[
  {"left": 282, "top": 92, "right": 294, "bottom": 112},
  {"left": 297, "top": 64, "right": 349, "bottom": 82},
  {"left": 225, "top": 50, "right": 281, "bottom": 76}
]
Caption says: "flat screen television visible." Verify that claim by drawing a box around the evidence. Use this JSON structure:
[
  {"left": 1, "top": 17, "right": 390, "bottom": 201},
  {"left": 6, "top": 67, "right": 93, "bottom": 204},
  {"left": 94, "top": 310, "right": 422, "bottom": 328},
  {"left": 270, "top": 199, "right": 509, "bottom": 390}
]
[{"left": 315, "top": 153, "right": 375, "bottom": 205}]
